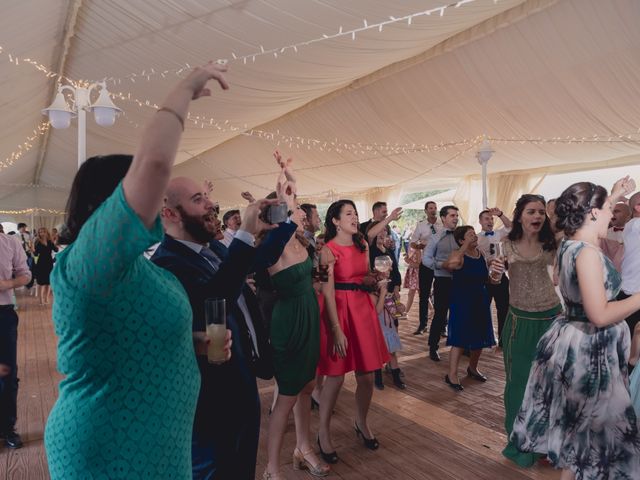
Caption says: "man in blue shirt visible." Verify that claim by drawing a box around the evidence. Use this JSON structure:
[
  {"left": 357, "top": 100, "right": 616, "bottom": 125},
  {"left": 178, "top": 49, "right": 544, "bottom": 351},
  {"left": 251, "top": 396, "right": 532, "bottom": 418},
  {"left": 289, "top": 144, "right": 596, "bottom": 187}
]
[{"left": 422, "top": 205, "right": 460, "bottom": 361}]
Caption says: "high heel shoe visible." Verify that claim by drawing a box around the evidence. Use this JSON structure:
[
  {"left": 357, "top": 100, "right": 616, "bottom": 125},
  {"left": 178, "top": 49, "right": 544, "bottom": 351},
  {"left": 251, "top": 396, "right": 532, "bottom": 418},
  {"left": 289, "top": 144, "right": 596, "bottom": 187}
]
[
  {"left": 311, "top": 395, "right": 320, "bottom": 410},
  {"left": 444, "top": 374, "right": 464, "bottom": 391},
  {"left": 317, "top": 436, "right": 338, "bottom": 464},
  {"left": 354, "top": 421, "right": 379, "bottom": 450},
  {"left": 466, "top": 367, "right": 487, "bottom": 382},
  {"left": 293, "top": 448, "right": 330, "bottom": 477}
]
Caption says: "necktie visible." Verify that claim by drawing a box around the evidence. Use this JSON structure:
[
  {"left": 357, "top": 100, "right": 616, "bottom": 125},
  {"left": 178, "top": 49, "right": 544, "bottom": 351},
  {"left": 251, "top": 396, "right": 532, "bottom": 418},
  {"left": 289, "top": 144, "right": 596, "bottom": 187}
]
[
  {"left": 200, "top": 247, "right": 221, "bottom": 271},
  {"left": 612, "top": 227, "right": 624, "bottom": 232},
  {"left": 484, "top": 231, "right": 495, "bottom": 236}
]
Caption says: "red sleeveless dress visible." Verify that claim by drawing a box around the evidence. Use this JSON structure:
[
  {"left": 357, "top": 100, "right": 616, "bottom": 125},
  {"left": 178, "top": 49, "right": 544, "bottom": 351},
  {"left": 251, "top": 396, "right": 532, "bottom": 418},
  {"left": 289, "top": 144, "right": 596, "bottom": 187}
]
[{"left": 317, "top": 241, "right": 390, "bottom": 375}]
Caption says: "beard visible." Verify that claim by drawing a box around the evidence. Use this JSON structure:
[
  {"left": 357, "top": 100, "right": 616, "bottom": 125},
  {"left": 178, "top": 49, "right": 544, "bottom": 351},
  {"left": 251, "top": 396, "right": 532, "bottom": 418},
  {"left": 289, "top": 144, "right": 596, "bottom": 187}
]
[{"left": 176, "top": 205, "right": 217, "bottom": 244}]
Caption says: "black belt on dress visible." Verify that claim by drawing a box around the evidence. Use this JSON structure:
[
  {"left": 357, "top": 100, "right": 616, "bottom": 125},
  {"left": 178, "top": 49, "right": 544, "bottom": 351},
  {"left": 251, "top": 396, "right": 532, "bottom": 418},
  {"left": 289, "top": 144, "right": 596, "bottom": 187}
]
[
  {"left": 334, "top": 282, "right": 373, "bottom": 292},
  {"left": 0, "top": 304, "right": 15, "bottom": 311}
]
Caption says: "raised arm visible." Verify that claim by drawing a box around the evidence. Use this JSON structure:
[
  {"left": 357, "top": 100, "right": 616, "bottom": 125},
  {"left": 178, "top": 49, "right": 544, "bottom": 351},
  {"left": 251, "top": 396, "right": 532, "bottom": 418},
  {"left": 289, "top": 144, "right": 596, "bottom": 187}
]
[
  {"left": 490, "top": 207, "right": 512, "bottom": 230},
  {"left": 122, "top": 62, "right": 229, "bottom": 228},
  {"left": 366, "top": 208, "right": 402, "bottom": 243}
]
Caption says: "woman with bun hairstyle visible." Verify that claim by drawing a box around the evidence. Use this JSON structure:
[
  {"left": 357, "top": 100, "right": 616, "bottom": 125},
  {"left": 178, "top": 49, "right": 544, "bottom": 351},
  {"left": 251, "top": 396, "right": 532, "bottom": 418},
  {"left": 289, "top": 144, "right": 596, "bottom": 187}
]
[
  {"left": 316, "top": 200, "right": 389, "bottom": 463},
  {"left": 511, "top": 177, "right": 640, "bottom": 480},
  {"left": 500, "top": 194, "right": 561, "bottom": 467}
]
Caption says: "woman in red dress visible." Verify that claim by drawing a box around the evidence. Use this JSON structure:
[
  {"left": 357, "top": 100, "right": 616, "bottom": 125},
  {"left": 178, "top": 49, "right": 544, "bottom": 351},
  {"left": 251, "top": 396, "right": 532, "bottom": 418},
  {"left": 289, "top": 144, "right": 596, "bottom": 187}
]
[{"left": 316, "top": 200, "right": 390, "bottom": 463}]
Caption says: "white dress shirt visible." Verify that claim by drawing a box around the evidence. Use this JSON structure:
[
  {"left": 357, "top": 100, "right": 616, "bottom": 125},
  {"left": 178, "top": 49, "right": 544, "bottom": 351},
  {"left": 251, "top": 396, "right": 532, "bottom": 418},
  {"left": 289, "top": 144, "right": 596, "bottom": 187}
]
[
  {"left": 476, "top": 228, "right": 509, "bottom": 259},
  {"left": 221, "top": 228, "right": 237, "bottom": 247},
  {"left": 410, "top": 218, "right": 443, "bottom": 246},
  {"left": 606, "top": 226, "right": 625, "bottom": 244},
  {"left": 621, "top": 217, "right": 640, "bottom": 295}
]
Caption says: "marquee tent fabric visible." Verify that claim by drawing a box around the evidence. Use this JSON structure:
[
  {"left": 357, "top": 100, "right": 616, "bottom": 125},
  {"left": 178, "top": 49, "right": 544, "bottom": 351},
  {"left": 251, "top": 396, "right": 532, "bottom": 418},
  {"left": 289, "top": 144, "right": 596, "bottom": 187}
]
[{"left": 1, "top": 0, "right": 639, "bottom": 225}]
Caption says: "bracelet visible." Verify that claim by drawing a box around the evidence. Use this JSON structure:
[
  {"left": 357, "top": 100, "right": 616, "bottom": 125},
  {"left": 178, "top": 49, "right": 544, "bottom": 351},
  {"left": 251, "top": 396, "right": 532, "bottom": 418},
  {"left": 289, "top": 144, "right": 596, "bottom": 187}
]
[{"left": 157, "top": 107, "right": 185, "bottom": 131}]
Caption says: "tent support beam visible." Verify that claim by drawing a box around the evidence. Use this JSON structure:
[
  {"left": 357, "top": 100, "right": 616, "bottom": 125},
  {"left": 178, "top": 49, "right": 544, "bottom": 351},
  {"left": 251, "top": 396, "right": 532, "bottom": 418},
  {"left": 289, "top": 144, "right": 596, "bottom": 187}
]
[{"left": 32, "top": 0, "right": 84, "bottom": 184}]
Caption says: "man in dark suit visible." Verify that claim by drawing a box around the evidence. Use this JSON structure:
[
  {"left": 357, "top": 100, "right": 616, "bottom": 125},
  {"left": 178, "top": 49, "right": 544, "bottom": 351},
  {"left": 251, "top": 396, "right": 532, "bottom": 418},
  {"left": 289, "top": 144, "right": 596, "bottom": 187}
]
[{"left": 152, "top": 177, "right": 293, "bottom": 480}]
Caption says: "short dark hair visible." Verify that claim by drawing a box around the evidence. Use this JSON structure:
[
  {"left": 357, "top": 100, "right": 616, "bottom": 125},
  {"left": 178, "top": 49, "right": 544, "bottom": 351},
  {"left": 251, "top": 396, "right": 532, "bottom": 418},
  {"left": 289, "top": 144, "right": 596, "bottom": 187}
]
[
  {"left": 222, "top": 209, "right": 240, "bottom": 227},
  {"left": 372, "top": 201, "right": 387, "bottom": 213},
  {"left": 17, "top": 223, "right": 27, "bottom": 230},
  {"left": 453, "top": 225, "right": 475, "bottom": 246},
  {"left": 300, "top": 203, "right": 317, "bottom": 218},
  {"left": 424, "top": 201, "right": 436, "bottom": 210},
  {"left": 59, "top": 154, "right": 133, "bottom": 245},
  {"left": 478, "top": 209, "right": 491, "bottom": 221},
  {"left": 439, "top": 205, "right": 459, "bottom": 218}
]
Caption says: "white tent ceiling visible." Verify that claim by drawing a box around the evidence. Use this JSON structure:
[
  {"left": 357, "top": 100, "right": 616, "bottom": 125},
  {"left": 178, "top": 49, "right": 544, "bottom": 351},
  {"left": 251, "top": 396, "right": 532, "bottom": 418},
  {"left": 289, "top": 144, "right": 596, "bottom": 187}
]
[{"left": 1, "top": 0, "right": 639, "bottom": 218}]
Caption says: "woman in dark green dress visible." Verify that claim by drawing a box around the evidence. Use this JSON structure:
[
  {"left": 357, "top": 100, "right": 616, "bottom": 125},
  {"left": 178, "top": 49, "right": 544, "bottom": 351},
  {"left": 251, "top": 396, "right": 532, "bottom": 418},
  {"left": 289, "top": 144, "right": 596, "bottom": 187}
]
[{"left": 262, "top": 156, "right": 328, "bottom": 480}]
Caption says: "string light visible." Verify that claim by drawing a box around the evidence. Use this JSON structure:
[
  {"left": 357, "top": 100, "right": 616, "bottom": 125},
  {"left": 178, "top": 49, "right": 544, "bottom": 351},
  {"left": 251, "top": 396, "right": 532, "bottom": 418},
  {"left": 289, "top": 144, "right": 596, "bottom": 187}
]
[
  {"left": 0, "top": 183, "right": 68, "bottom": 190},
  {"left": 100, "top": 0, "right": 485, "bottom": 86},
  {"left": 0, "top": 207, "right": 66, "bottom": 215},
  {"left": 0, "top": 123, "right": 50, "bottom": 171},
  {"left": 0, "top": 45, "right": 77, "bottom": 86}
]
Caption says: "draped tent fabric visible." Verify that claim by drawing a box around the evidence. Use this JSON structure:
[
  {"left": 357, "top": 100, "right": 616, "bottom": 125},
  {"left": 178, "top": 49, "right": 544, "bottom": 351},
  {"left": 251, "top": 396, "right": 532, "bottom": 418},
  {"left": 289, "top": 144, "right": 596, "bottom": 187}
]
[{"left": 1, "top": 0, "right": 639, "bottom": 223}]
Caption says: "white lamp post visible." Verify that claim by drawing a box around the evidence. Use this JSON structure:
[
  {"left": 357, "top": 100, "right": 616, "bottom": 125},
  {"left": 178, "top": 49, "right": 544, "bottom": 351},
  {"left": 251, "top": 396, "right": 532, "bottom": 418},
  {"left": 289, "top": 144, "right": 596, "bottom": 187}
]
[
  {"left": 42, "top": 81, "right": 122, "bottom": 168},
  {"left": 476, "top": 137, "right": 495, "bottom": 210}
]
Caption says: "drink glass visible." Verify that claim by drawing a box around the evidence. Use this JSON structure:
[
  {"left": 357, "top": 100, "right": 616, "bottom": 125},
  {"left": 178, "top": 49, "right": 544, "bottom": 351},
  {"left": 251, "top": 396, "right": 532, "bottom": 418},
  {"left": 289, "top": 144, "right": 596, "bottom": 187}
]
[
  {"left": 488, "top": 242, "right": 505, "bottom": 278},
  {"left": 374, "top": 255, "right": 393, "bottom": 274},
  {"left": 205, "top": 298, "right": 227, "bottom": 364}
]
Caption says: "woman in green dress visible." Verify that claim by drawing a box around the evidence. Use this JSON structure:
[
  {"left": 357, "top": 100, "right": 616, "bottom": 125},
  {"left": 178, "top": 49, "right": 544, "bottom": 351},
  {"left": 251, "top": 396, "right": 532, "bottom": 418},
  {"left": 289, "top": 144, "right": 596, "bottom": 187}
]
[
  {"left": 262, "top": 156, "right": 328, "bottom": 480},
  {"left": 45, "top": 63, "right": 230, "bottom": 479},
  {"left": 500, "top": 194, "right": 561, "bottom": 467}
]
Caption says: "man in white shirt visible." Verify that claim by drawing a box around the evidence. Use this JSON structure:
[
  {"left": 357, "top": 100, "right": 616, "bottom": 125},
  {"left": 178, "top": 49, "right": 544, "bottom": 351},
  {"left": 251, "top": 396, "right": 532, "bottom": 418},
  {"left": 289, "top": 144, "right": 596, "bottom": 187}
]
[
  {"left": 620, "top": 192, "right": 640, "bottom": 337},
  {"left": 607, "top": 202, "right": 631, "bottom": 243},
  {"left": 476, "top": 208, "right": 512, "bottom": 347},
  {"left": 221, "top": 209, "right": 241, "bottom": 247},
  {"left": 410, "top": 201, "right": 443, "bottom": 335}
]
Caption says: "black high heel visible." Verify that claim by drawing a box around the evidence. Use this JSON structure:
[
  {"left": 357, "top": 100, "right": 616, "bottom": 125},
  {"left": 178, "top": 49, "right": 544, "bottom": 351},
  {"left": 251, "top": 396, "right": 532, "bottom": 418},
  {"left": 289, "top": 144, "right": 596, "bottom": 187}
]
[
  {"left": 317, "top": 436, "right": 338, "bottom": 464},
  {"left": 354, "top": 421, "right": 379, "bottom": 450},
  {"left": 445, "top": 374, "right": 464, "bottom": 391},
  {"left": 311, "top": 396, "right": 320, "bottom": 410},
  {"left": 466, "top": 367, "right": 487, "bottom": 382}
]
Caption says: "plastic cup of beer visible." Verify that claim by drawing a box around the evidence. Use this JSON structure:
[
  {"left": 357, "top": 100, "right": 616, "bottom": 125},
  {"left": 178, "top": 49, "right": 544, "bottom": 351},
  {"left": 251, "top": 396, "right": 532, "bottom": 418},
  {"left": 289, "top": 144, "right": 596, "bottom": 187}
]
[{"left": 205, "top": 298, "right": 227, "bottom": 364}]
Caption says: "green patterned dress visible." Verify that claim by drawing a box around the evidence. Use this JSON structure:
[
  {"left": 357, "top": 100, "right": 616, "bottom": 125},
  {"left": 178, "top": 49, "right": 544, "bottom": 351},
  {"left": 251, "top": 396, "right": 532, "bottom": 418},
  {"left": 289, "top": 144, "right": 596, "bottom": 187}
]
[
  {"left": 511, "top": 240, "right": 640, "bottom": 479},
  {"left": 45, "top": 183, "right": 200, "bottom": 479}
]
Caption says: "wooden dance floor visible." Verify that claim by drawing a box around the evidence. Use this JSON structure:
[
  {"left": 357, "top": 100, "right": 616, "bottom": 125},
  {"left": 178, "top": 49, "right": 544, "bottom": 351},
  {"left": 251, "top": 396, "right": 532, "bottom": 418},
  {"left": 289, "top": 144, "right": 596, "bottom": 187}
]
[{"left": 1, "top": 291, "right": 559, "bottom": 479}]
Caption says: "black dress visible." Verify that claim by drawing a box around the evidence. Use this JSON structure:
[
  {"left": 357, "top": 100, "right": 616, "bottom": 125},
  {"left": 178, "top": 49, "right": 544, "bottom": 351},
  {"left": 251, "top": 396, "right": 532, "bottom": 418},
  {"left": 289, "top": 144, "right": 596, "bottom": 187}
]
[{"left": 34, "top": 241, "right": 58, "bottom": 285}]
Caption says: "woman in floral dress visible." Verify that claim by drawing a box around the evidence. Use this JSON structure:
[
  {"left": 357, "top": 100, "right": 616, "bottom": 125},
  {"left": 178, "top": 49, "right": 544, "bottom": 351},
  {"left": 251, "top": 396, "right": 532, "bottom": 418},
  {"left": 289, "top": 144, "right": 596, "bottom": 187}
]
[{"left": 511, "top": 178, "right": 640, "bottom": 480}]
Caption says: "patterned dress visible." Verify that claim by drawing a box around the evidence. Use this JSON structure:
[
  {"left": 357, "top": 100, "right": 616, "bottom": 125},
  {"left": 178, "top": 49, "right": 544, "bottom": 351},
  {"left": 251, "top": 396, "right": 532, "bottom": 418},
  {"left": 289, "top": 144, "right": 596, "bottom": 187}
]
[
  {"left": 511, "top": 240, "right": 640, "bottom": 479},
  {"left": 45, "top": 183, "right": 200, "bottom": 479}
]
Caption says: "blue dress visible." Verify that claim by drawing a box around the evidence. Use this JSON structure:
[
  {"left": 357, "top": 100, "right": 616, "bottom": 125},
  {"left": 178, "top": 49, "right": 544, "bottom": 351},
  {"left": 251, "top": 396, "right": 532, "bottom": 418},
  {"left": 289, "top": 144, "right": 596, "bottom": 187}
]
[
  {"left": 447, "top": 252, "right": 496, "bottom": 350},
  {"left": 45, "top": 183, "right": 200, "bottom": 479}
]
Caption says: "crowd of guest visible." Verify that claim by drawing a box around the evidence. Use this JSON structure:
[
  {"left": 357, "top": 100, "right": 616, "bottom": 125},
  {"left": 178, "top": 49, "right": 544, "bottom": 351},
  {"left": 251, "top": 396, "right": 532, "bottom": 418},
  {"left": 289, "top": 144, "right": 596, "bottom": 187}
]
[{"left": 1, "top": 62, "right": 639, "bottom": 480}]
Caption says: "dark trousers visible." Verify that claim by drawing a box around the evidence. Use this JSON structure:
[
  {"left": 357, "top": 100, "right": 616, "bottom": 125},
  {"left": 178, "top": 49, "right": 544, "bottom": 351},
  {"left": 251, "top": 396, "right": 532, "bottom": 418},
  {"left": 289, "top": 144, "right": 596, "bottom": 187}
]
[
  {"left": 618, "top": 291, "right": 640, "bottom": 339},
  {"left": 0, "top": 306, "right": 18, "bottom": 433},
  {"left": 192, "top": 392, "right": 260, "bottom": 480},
  {"left": 428, "top": 277, "right": 452, "bottom": 350},
  {"left": 418, "top": 264, "right": 435, "bottom": 330},
  {"left": 486, "top": 276, "right": 510, "bottom": 346}
]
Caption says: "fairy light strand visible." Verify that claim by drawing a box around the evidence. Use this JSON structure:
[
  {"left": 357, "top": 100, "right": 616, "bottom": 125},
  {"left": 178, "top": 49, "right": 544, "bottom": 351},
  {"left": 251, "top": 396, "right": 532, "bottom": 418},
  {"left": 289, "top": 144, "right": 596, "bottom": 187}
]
[
  {"left": 0, "top": 123, "right": 51, "bottom": 171},
  {"left": 101, "top": 0, "right": 485, "bottom": 85}
]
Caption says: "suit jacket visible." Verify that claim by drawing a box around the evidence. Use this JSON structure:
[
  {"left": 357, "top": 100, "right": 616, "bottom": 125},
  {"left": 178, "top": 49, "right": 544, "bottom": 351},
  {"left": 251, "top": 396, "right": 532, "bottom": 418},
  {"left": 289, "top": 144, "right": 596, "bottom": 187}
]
[{"left": 152, "top": 234, "right": 258, "bottom": 439}]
